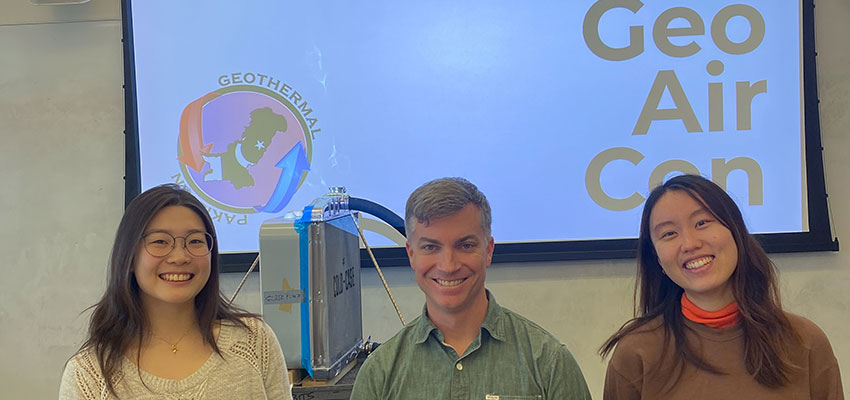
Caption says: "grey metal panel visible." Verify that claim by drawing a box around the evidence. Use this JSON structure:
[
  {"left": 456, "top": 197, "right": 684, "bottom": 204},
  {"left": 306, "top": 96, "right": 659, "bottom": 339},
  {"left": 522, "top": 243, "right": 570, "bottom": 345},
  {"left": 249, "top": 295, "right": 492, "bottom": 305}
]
[
  {"left": 308, "top": 215, "right": 362, "bottom": 379},
  {"left": 260, "top": 208, "right": 363, "bottom": 379},
  {"left": 260, "top": 219, "right": 306, "bottom": 370}
]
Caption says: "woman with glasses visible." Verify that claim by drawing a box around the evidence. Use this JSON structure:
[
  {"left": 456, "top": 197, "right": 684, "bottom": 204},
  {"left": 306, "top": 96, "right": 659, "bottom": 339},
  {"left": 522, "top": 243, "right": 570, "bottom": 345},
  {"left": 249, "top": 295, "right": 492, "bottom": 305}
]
[
  {"left": 600, "top": 174, "right": 842, "bottom": 399},
  {"left": 59, "top": 184, "right": 291, "bottom": 399}
]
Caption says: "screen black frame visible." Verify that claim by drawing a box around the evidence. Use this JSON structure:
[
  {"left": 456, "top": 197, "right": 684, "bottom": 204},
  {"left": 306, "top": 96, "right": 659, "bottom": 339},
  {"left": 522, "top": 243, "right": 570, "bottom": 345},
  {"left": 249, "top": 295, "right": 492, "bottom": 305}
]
[{"left": 121, "top": 0, "right": 838, "bottom": 273}]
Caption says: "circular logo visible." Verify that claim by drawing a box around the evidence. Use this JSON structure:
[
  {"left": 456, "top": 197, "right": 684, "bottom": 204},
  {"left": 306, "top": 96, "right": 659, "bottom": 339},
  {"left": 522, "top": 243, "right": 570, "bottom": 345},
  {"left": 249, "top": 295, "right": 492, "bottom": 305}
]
[{"left": 177, "top": 85, "right": 312, "bottom": 214}]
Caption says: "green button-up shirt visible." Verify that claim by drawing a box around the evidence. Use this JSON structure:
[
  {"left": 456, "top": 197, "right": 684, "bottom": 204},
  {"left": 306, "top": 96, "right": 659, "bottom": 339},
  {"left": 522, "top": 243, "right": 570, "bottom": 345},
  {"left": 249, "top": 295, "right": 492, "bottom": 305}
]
[{"left": 350, "top": 291, "right": 591, "bottom": 400}]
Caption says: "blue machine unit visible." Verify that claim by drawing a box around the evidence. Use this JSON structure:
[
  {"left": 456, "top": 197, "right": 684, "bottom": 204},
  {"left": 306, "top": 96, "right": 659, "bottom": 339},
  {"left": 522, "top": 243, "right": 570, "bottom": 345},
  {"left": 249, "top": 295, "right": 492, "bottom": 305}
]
[{"left": 259, "top": 189, "right": 363, "bottom": 380}]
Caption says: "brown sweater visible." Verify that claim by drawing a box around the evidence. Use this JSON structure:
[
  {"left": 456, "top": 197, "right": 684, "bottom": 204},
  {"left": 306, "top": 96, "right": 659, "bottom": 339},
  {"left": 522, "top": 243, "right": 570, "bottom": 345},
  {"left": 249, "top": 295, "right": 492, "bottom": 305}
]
[{"left": 604, "top": 313, "right": 843, "bottom": 399}]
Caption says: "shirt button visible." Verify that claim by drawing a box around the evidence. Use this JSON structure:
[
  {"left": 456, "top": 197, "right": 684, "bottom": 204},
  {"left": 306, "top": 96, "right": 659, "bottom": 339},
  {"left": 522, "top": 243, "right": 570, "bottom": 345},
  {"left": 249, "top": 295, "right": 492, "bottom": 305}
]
[{"left": 456, "top": 362, "right": 463, "bottom": 371}]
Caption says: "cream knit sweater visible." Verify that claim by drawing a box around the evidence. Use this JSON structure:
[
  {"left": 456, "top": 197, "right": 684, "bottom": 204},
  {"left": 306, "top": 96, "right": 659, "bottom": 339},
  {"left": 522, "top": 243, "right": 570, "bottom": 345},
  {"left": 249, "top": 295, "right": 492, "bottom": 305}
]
[{"left": 59, "top": 317, "right": 292, "bottom": 399}]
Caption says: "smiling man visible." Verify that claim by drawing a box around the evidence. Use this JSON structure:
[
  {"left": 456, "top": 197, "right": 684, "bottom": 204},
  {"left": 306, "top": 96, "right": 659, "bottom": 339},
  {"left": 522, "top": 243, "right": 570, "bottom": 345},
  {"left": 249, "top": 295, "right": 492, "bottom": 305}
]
[{"left": 350, "top": 177, "right": 591, "bottom": 400}]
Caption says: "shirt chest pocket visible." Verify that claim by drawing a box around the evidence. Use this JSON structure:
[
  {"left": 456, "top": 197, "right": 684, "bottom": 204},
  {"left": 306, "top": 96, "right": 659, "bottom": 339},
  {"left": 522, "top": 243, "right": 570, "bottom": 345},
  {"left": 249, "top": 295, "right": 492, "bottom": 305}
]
[{"left": 484, "top": 395, "right": 543, "bottom": 400}]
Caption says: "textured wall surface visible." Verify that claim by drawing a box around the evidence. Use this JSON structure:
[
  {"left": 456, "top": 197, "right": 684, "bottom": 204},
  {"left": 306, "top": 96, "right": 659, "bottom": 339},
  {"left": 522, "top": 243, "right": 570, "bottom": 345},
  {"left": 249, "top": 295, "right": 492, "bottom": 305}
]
[
  {"left": 0, "top": 1, "right": 847, "bottom": 399},
  {"left": 0, "top": 3, "right": 124, "bottom": 397}
]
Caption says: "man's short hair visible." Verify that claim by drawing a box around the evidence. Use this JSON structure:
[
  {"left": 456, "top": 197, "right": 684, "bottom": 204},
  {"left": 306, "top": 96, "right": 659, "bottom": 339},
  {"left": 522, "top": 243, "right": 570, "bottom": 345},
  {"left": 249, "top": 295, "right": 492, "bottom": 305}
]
[{"left": 404, "top": 177, "right": 492, "bottom": 238}]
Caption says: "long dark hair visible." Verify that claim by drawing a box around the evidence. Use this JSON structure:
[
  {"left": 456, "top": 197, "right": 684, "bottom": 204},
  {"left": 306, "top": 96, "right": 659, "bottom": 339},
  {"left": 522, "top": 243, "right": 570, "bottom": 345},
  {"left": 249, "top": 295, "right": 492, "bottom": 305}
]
[
  {"left": 75, "top": 184, "right": 256, "bottom": 395},
  {"left": 600, "top": 174, "right": 800, "bottom": 389}
]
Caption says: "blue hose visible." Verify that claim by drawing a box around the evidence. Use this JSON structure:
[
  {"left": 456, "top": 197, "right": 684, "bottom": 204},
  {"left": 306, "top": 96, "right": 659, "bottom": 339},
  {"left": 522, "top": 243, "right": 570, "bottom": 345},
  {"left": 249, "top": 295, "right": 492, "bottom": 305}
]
[{"left": 349, "top": 197, "right": 406, "bottom": 237}]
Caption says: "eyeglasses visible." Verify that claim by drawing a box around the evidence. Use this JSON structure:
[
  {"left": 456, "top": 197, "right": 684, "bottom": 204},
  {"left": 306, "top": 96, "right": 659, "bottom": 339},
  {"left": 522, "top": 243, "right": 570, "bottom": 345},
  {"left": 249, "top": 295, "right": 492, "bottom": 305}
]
[{"left": 141, "top": 231, "right": 214, "bottom": 257}]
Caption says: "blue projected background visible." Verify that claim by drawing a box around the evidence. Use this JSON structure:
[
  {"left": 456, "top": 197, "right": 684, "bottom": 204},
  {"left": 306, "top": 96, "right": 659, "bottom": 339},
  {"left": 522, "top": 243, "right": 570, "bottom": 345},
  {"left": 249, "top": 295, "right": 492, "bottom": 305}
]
[{"left": 129, "top": 1, "right": 805, "bottom": 253}]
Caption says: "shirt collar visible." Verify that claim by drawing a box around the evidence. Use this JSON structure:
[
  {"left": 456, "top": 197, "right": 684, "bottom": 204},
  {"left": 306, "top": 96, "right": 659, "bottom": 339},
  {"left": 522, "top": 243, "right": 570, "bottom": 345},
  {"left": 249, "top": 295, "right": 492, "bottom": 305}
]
[{"left": 411, "top": 289, "right": 507, "bottom": 344}]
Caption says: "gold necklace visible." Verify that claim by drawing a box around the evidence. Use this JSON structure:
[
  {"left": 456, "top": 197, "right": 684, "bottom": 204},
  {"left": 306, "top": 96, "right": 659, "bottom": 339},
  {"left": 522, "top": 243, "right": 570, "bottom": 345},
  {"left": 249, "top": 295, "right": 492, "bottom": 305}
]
[{"left": 152, "top": 327, "right": 192, "bottom": 354}]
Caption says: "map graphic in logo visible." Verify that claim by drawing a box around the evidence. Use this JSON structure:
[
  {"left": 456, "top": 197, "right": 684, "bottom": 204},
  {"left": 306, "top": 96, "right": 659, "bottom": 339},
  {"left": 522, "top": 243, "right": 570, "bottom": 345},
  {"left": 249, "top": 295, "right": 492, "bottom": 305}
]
[{"left": 177, "top": 85, "right": 312, "bottom": 214}]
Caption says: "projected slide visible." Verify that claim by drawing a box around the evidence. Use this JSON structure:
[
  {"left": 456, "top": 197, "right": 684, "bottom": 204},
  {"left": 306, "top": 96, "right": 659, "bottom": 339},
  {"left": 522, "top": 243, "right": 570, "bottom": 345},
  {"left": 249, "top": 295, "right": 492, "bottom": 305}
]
[{"left": 129, "top": 1, "right": 804, "bottom": 253}]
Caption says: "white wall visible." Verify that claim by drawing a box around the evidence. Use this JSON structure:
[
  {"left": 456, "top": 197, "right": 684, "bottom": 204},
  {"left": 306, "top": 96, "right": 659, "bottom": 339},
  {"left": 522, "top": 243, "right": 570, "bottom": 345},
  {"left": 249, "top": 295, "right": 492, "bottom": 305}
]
[
  {"left": 0, "top": 1, "right": 847, "bottom": 398},
  {"left": 0, "top": 1, "right": 124, "bottom": 398}
]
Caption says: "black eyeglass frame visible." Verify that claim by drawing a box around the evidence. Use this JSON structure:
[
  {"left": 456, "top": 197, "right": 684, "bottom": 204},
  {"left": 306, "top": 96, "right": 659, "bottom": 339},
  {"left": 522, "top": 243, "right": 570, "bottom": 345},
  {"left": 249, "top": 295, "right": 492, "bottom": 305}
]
[{"left": 140, "top": 231, "right": 215, "bottom": 258}]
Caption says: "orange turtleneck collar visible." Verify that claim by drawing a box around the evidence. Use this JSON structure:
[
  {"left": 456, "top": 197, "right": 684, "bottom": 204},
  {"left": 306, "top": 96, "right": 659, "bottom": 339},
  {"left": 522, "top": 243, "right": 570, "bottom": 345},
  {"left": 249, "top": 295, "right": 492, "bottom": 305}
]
[{"left": 681, "top": 293, "right": 740, "bottom": 329}]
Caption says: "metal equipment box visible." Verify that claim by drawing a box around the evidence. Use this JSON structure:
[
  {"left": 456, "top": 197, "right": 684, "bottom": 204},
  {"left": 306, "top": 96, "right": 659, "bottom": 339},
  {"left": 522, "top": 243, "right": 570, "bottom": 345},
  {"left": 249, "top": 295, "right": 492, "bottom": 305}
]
[{"left": 259, "top": 192, "right": 363, "bottom": 380}]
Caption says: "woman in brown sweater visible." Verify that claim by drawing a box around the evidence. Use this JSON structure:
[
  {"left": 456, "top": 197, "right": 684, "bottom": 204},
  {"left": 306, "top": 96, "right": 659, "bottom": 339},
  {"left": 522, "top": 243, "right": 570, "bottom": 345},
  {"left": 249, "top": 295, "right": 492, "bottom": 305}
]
[{"left": 600, "top": 174, "right": 843, "bottom": 399}]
